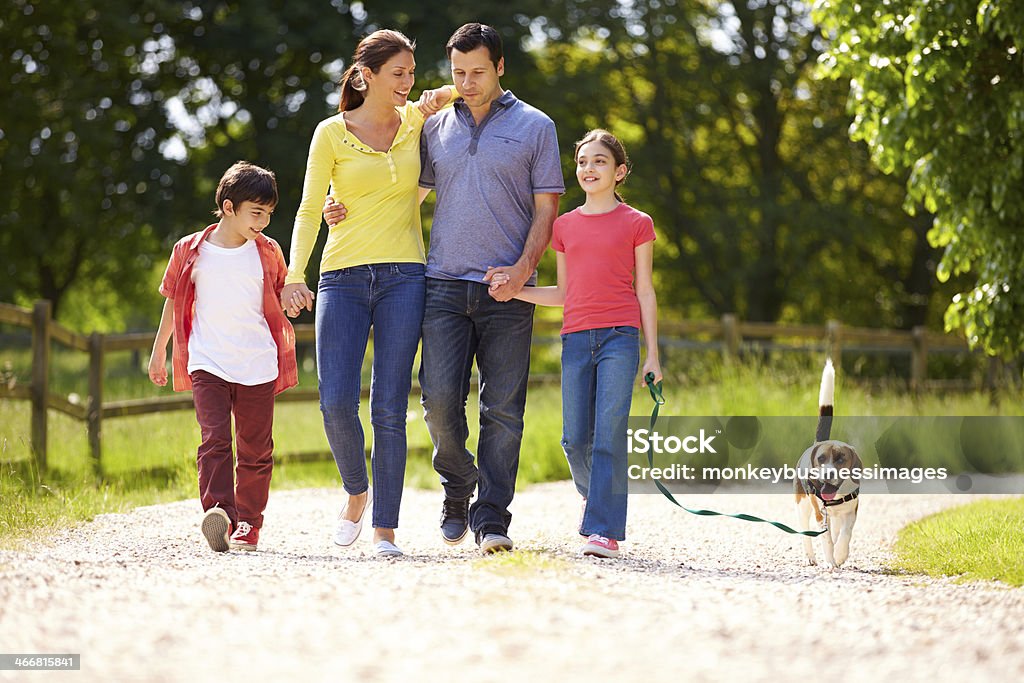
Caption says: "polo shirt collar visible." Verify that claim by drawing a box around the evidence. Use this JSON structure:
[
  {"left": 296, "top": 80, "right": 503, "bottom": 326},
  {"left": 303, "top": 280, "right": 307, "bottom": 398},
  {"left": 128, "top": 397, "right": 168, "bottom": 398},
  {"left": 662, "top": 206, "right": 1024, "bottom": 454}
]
[{"left": 455, "top": 89, "right": 517, "bottom": 116}]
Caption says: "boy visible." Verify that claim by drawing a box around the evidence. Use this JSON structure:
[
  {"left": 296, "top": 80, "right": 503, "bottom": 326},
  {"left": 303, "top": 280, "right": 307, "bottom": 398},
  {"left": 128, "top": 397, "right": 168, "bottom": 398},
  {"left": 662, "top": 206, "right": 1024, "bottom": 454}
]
[{"left": 148, "top": 161, "right": 297, "bottom": 552}]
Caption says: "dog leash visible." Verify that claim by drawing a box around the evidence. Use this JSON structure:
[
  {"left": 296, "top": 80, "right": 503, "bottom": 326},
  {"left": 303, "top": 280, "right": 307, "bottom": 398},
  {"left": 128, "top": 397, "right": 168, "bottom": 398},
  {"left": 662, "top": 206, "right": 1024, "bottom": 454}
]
[{"left": 642, "top": 373, "right": 827, "bottom": 537}]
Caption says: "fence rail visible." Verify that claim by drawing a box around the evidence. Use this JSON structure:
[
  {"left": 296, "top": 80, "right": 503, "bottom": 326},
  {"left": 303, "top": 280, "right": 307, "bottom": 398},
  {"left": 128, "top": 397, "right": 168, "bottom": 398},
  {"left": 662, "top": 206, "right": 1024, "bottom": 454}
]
[{"left": 0, "top": 299, "right": 990, "bottom": 477}]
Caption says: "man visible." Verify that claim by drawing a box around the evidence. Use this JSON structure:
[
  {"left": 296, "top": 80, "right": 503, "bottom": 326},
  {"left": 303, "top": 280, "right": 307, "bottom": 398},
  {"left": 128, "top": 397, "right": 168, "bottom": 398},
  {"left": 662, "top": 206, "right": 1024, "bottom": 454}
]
[{"left": 326, "top": 23, "right": 563, "bottom": 554}]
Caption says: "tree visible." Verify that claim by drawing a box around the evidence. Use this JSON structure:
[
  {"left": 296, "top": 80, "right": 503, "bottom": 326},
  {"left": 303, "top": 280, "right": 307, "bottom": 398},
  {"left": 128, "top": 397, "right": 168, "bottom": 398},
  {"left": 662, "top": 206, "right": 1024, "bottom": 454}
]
[
  {"left": 0, "top": 1, "right": 193, "bottom": 322},
  {"left": 0, "top": 0, "right": 559, "bottom": 325},
  {"left": 815, "top": 0, "right": 1024, "bottom": 356},
  {"left": 538, "top": 0, "right": 945, "bottom": 327}
]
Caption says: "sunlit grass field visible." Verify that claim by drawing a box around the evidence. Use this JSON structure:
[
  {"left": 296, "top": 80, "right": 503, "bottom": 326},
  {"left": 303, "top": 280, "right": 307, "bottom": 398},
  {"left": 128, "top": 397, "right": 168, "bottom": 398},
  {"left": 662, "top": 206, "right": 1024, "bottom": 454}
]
[
  {"left": 2, "top": 343, "right": 1023, "bottom": 574},
  {"left": 891, "top": 497, "right": 1024, "bottom": 587}
]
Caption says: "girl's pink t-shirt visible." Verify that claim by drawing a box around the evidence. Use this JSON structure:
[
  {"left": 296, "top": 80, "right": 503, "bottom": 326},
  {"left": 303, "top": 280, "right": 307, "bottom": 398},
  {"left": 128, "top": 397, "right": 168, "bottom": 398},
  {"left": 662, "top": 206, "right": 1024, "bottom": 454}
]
[{"left": 551, "top": 203, "right": 656, "bottom": 335}]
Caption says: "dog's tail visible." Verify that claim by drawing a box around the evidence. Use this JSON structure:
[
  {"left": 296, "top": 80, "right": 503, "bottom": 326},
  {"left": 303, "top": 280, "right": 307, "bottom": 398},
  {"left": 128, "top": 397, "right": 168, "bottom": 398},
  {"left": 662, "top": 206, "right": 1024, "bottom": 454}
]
[{"left": 816, "top": 358, "right": 834, "bottom": 442}]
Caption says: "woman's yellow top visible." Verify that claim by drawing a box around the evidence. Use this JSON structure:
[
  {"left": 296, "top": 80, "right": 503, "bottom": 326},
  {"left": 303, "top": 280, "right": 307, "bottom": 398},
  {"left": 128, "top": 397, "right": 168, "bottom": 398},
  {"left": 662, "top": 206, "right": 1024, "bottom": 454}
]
[{"left": 286, "top": 101, "right": 428, "bottom": 284}]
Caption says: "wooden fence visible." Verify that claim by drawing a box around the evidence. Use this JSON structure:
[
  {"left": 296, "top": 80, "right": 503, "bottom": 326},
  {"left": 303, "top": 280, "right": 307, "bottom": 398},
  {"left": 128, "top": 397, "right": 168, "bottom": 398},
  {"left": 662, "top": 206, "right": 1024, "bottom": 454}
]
[{"left": 0, "top": 300, "right": 986, "bottom": 477}]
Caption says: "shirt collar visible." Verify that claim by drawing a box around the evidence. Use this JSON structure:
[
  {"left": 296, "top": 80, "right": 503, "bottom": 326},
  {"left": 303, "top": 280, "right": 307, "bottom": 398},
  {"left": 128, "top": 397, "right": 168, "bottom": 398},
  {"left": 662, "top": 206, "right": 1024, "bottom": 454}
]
[
  {"left": 455, "top": 89, "right": 517, "bottom": 116},
  {"left": 187, "top": 223, "right": 271, "bottom": 256}
]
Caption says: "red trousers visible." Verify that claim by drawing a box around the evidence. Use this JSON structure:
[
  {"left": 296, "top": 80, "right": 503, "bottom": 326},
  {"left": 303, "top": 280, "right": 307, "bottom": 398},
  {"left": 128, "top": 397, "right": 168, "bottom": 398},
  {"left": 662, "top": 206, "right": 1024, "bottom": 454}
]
[{"left": 190, "top": 370, "right": 275, "bottom": 528}]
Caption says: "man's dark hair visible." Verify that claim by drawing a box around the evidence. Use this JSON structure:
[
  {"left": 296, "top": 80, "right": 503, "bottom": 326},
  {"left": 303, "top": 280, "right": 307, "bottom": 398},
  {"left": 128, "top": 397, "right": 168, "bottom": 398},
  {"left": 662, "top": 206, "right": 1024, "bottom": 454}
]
[
  {"left": 214, "top": 161, "right": 278, "bottom": 217},
  {"left": 446, "top": 23, "right": 503, "bottom": 68}
]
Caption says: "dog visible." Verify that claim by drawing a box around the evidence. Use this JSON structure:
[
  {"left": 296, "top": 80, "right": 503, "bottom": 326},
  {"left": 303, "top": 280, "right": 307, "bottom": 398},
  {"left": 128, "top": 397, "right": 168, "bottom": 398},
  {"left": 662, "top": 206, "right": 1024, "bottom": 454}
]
[{"left": 794, "top": 359, "right": 861, "bottom": 569}]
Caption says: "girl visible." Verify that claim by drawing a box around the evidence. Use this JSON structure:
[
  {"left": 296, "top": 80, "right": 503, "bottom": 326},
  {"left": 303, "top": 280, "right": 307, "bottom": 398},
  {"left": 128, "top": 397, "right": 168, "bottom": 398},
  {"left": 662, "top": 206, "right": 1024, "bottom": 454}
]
[
  {"left": 281, "top": 30, "right": 452, "bottom": 557},
  {"left": 489, "top": 129, "right": 661, "bottom": 558}
]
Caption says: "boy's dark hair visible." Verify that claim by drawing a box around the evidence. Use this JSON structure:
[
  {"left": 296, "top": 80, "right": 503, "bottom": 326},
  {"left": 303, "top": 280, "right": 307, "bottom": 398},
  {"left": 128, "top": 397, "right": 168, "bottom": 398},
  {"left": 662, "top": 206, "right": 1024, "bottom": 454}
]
[
  {"left": 214, "top": 161, "right": 278, "bottom": 217},
  {"left": 446, "top": 23, "right": 503, "bottom": 68}
]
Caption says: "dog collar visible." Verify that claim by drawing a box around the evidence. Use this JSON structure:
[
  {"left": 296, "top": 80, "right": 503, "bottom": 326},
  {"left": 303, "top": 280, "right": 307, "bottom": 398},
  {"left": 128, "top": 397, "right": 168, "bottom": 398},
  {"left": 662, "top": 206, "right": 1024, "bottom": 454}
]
[{"left": 820, "top": 489, "right": 859, "bottom": 507}]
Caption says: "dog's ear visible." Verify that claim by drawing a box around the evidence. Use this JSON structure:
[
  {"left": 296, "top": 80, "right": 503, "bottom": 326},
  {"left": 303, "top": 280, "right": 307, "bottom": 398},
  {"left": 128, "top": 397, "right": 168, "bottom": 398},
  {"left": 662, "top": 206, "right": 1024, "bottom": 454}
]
[
  {"left": 809, "top": 443, "right": 826, "bottom": 465},
  {"left": 844, "top": 445, "right": 863, "bottom": 482}
]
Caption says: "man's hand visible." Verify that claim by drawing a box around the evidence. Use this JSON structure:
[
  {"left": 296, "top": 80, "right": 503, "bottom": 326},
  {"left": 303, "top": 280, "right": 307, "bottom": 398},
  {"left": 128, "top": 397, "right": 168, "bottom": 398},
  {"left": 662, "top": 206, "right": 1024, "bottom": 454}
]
[
  {"left": 323, "top": 196, "right": 347, "bottom": 227},
  {"left": 483, "top": 263, "right": 530, "bottom": 301},
  {"left": 148, "top": 349, "right": 168, "bottom": 386},
  {"left": 483, "top": 267, "right": 511, "bottom": 295},
  {"left": 281, "top": 282, "right": 315, "bottom": 318}
]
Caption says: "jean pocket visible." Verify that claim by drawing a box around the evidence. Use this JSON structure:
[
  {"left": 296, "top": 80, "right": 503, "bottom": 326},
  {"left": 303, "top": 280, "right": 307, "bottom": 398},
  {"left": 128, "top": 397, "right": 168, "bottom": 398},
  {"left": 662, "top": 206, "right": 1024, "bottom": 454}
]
[
  {"left": 611, "top": 325, "right": 640, "bottom": 338},
  {"left": 319, "top": 268, "right": 350, "bottom": 283},
  {"left": 395, "top": 263, "right": 425, "bottom": 278}
]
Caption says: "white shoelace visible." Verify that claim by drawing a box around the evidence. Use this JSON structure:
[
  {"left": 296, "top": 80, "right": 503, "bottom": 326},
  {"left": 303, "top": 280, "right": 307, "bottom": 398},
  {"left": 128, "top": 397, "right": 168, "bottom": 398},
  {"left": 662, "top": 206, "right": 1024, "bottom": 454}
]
[
  {"left": 587, "top": 535, "right": 610, "bottom": 544},
  {"left": 234, "top": 521, "right": 252, "bottom": 536}
]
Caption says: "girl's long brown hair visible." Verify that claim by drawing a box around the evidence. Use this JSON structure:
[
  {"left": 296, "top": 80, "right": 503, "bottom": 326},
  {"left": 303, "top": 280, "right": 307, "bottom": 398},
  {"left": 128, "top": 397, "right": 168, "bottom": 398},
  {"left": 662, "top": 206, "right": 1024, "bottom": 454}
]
[{"left": 338, "top": 30, "right": 415, "bottom": 112}]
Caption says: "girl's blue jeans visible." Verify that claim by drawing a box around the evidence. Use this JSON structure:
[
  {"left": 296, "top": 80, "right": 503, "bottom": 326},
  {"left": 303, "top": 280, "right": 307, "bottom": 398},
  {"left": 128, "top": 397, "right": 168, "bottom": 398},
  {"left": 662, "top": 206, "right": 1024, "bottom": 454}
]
[
  {"left": 560, "top": 326, "right": 640, "bottom": 541},
  {"left": 315, "top": 263, "right": 425, "bottom": 529}
]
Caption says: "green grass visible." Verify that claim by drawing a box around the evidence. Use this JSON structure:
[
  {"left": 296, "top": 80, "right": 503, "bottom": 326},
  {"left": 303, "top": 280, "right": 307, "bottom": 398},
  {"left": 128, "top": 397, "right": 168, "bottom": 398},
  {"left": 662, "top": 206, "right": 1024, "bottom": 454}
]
[
  {"left": 890, "top": 497, "right": 1024, "bottom": 586},
  {"left": 1, "top": 352, "right": 1022, "bottom": 550},
  {"left": 0, "top": 384, "right": 570, "bottom": 548},
  {"left": 473, "top": 548, "right": 574, "bottom": 574}
]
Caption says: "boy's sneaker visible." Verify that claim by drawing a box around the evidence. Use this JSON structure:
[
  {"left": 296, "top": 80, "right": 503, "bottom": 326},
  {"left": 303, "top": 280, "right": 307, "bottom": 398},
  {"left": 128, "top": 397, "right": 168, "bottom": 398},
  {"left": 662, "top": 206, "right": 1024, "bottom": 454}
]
[
  {"left": 440, "top": 497, "right": 470, "bottom": 545},
  {"left": 201, "top": 507, "right": 232, "bottom": 552},
  {"left": 230, "top": 521, "right": 259, "bottom": 551},
  {"left": 581, "top": 534, "right": 620, "bottom": 559},
  {"left": 479, "top": 532, "right": 514, "bottom": 554}
]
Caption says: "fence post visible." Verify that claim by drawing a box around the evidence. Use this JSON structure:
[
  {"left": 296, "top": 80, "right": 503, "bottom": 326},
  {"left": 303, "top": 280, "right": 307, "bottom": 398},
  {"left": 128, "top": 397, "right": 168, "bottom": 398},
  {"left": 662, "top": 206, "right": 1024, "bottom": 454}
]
[
  {"left": 826, "top": 319, "right": 842, "bottom": 370},
  {"left": 984, "top": 356, "right": 1001, "bottom": 406},
  {"left": 911, "top": 326, "right": 928, "bottom": 394},
  {"left": 721, "top": 313, "right": 740, "bottom": 360},
  {"left": 88, "top": 332, "right": 104, "bottom": 478},
  {"left": 30, "top": 300, "right": 51, "bottom": 472}
]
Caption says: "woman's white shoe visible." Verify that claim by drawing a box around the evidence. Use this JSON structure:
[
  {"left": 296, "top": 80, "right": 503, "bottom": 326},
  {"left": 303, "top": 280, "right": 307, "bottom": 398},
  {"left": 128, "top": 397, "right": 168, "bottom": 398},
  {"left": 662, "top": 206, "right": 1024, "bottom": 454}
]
[
  {"left": 374, "top": 539, "right": 404, "bottom": 557},
  {"left": 333, "top": 488, "right": 372, "bottom": 547}
]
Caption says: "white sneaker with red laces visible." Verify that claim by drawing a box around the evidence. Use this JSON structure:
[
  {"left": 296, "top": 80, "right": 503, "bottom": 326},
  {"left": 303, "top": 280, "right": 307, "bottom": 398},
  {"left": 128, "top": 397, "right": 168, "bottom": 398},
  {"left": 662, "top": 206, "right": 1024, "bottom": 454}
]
[{"left": 581, "top": 534, "right": 620, "bottom": 559}]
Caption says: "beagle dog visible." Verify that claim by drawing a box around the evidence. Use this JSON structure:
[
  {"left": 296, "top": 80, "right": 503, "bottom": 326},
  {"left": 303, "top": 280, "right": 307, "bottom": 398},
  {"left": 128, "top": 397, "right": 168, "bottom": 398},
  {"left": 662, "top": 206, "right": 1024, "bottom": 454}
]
[{"left": 794, "top": 360, "right": 861, "bottom": 569}]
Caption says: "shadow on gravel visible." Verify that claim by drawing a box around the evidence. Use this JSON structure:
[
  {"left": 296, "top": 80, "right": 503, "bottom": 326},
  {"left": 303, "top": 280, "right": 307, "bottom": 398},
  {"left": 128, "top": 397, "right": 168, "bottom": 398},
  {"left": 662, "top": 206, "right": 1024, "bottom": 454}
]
[{"left": 573, "top": 554, "right": 886, "bottom": 585}]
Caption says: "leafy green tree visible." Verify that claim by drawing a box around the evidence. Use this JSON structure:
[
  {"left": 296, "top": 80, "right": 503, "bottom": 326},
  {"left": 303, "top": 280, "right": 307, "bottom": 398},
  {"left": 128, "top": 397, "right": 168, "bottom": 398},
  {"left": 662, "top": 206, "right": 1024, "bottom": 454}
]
[
  {"left": 0, "top": 1, "right": 189, "bottom": 322},
  {"left": 816, "top": 0, "right": 1024, "bottom": 355},
  {"left": 0, "top": 0, "right": 564, "bottom": 325},
  {"left": 0, "top": 0, "right": 965, "bottom": 336},
  {"left": 169, "top": 1, "right": 567, "bottom": 320},
  {"left": 539, "top": 0, "right": 948, "bottom": 327}
]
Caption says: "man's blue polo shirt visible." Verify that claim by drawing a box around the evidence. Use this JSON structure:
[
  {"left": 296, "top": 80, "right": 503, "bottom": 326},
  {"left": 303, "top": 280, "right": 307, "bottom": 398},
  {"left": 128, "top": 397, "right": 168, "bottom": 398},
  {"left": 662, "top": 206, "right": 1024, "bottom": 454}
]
[{"left": 419, "top": 90, "right": 564, "bottom": 284}]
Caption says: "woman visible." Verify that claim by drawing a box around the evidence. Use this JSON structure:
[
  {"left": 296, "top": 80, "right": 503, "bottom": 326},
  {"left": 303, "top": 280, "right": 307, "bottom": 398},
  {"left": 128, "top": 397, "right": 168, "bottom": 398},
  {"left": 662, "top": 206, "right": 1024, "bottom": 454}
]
[{"left": 282, "top": 29, "right": 452, "bottom": 557}]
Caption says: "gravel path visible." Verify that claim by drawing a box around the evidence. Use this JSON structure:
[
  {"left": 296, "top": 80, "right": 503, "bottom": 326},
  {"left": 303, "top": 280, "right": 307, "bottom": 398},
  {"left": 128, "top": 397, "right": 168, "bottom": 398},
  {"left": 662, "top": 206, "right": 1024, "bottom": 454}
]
[{"left": 1, "top": 483, "right": 1022, "bottom": 682}]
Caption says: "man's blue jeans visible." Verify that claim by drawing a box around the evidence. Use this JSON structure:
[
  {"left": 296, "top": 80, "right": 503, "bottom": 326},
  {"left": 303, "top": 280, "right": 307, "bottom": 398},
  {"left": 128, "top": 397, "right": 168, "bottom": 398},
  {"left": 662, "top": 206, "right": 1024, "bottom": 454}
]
[
  {"left": 560, "top": 326, "right": 640, "bottom": 541},
  {"left": 419, "top": 278, "right": 535, "bottom": 538},
  {"left": 316, "top": 263, "right": 425, "bottom": 529}
]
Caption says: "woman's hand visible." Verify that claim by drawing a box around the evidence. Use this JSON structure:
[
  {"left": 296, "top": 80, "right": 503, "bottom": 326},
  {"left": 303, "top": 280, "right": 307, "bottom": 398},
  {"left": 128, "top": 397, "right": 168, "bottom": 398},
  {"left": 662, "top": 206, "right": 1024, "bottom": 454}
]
[{"left": 281, "top": 282, "right": 315, "bottom": 318}]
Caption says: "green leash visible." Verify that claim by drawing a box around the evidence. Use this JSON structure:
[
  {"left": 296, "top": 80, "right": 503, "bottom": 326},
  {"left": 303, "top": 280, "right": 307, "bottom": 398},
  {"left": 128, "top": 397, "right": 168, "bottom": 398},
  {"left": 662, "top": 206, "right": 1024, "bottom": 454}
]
[{"left": 642, "top": 373, "right": 826, "bottom": 537}]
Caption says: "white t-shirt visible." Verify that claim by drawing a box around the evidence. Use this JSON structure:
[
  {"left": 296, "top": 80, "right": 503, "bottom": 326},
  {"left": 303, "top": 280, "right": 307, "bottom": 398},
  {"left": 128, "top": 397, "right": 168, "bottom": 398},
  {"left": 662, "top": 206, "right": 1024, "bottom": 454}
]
[{"left": 187, "top": 239, "right": 279, "bottom": 385}]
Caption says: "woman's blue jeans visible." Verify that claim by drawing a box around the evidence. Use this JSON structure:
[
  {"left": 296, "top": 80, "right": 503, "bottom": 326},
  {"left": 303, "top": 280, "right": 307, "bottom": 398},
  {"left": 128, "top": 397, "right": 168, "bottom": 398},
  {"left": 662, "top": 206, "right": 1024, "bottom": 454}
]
[
  {"left": 316, "top": 263, "right": 425, "bottom": 529},
  {"left": 560, "top": 326, "right": 640, "bottom": 541}
]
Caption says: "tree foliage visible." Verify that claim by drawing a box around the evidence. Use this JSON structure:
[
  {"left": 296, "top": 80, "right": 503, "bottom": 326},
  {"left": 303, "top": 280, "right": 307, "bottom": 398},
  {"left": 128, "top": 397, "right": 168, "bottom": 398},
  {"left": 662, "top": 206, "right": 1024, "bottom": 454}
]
[
  {"left": 0, "top": 1, "right": 188, "bottom": 323},
  {"left": 538, "top": 0, "right": 945, "bottom": 325},
  {"left": 816, "top": 0, "right": 1024, "bottom": 355},
  {"left": 0, "top": 0, "right": 964, "bottom": 333}
]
